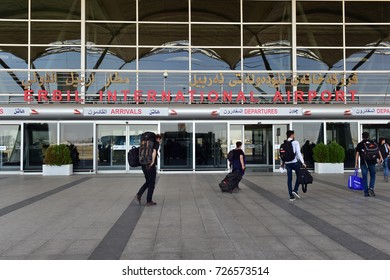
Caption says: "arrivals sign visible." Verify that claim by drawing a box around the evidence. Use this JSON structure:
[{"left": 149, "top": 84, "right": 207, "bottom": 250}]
[{"left": 83, "top": 107, "right": 169, "bottom": 117}]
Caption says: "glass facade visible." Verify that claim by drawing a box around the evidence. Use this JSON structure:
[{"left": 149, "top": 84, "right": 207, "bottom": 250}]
[
  {"left": 1, "top": 1, "right": 390, "bottom": 173},
  {"left": 0, "top": 0, "right": 389, "bottom": 104}
]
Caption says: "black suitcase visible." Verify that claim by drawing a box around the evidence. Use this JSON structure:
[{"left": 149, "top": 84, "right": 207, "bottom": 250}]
[
  {"left": 219, "top": 171, "right": 242, "bottom": 193},
  {"left": 297, "top": 167, "right": 313, "bottom": 193}
]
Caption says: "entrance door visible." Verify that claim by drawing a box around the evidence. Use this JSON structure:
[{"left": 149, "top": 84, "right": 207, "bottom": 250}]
[
  {"left": 244, "top": 124, "right": 273, "bottom": 168},
  {"left": 97, "top": 124, "right": 158, "bottom": 172}
]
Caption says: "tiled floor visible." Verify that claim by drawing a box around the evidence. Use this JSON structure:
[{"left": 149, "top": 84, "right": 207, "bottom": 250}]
[{"left": 1, "top": 171, "right": 390, "bottom": 260}]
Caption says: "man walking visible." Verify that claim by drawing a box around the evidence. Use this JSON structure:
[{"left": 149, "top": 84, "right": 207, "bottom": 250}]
[
  {"left": 355, "top": 132, "right": 383, "bottom": 197},
  {"left": 280, "top": 130, "right": 306, "bottom": 201},
  {"left": 136, "top": 134, "right": 162, "bottom": 206}
]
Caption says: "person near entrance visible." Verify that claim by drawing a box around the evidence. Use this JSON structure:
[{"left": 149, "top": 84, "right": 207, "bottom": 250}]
[
  {"left": 379, "top": 137, "right": 390, "bottom": 182},
  {"left": 136, "top": 134, "right": 162, "bottom": 206},
  {"left": 280, "top": 130, "right": 306, "bottom": 201},
  {"left": 231, "top": 141, "right": 246, "bottom": 191},
  {"left": 355, "top": 132, "right": 383, "bottom": 197}
]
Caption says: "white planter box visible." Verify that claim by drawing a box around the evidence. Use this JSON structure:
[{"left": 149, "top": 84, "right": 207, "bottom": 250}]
[
  {"left": 314, "top": 162, "right": 344, "bottom": 174},
  {"left": 42, "top": 164, "right": 73, "bottom": 176}
]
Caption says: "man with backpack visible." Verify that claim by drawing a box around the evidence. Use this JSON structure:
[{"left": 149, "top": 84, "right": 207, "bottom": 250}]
[
  {"left": 135, "top": 133, "right": 162, "bottom": 206},
  {"left": 355, "top": 132, "right": 383, "bottom": 197},
  {"left": 280, "top": 130, "right": 306, "bottom": 201}
]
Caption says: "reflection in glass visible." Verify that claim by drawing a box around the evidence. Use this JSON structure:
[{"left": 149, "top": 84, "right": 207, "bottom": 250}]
[
  {"left": 244, "top": 125, "right": 272, "bottom": 165},
  {"left": 60, "top": 123, "right": 93, "bottom": 171},
  {"left": 0, "top": 22, "right": 28, "bottom": 44},
  {"left": 242, "top": 48, "right": 291, "bottom": 71},
  {"left": 243, "top": 25, "right": 291, "bottom": 47},
  {"left": 243, "top": 1, "right": 291, "bottom": 22},
  {"left": 327, "top": 122, "right": 358, "bottom": 169},
  {"left": 345, "top": 26, "right": 390, "bottom": 47},
  {"left": 346, "top": 47, "right": 390, "bottom": 71},
  {"left": 139, "top": 24, "right": 188, "bottom": 45},
  {"left": 192, "top": 25, "right": 240, "bottom": 46},
  {"left": 161, "top": 122, "right": 193, "bottom": 170},
  {"left": 23, "top": 123, "right": 57, "bottom": 171},
  {"left": 346, "top": 1, "right": 390, "bottom": 23},
  {"left": 192, "top": 0, "right": 240, "bottom": 22},
  {"left": 140, "top": 0, "right": 187, "bottom": 22},
  {"left": 86, "top": 23, "right": 136, "bottom": 46},
  {"left": 191, "top": 48, "right": 238, "bottom": 71},
  {"left": 291, "top": 122, "right": 324, "bottom": 169},
  {"left": 296, "top": 25, "right": 343, "bottom": 47},
  {"left": 32, "top": 0, "right": 81, "bottom": 20},
  {"left": 139, "top": 47, "right": 189, "bottom": 70},
  {"left": 31, "top": 47, "right": 81, "bottom": 69},
  {"left": 97, "top": 125, "right": 126, "bottom": 170},
  {"left": 31, "top": 22, "right": 81, "bottom": 44},
  {"left": 296, "top": 1, "right": 342, "bottom": 23},
  {"left": 0, "top": 124, "right": 22, "bottom": 171},
  {"left": 87, "top": 0, "right": 136, "bottom": 21},
  {"left": 195, "top": 123, "right": 227, "bottom": 170}
]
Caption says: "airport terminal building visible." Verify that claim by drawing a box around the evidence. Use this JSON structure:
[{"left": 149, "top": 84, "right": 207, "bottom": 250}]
[{"left": 0, "top": 0, "right": 390, "bottom": 174}]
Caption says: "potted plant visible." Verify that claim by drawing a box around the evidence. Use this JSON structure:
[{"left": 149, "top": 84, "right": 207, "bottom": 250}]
[
  {"left": 42, "top": 144, "right": 73, "bottom": 176},
  {"left": 313, "top": 141, "right": 345, "bottom": 173}
]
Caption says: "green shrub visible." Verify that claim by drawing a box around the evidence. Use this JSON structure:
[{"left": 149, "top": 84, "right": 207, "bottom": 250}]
[
  {"left": 312, "top": 142, "right": 329, "bottom": 163},
  {"left": 327, "top": 141, "right": 345, "bottom": 163},
  {"left": 43, "top": 144, "right": 73, "bottom": 166}
]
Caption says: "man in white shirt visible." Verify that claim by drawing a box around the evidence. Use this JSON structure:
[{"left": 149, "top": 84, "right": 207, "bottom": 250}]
[{"left": 281, "top": 130, "right": 306, "bottom": 201}]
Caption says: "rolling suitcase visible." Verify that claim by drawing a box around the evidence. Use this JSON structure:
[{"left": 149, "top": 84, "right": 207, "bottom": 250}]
[
  {"left": 297, "top": 167, "right": 313, "bottom": 193},
  {"left": 219, "top": 170, "right": 242, "bottom": 193}
]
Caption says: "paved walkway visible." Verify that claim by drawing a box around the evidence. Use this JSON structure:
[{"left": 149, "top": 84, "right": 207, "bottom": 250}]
[{"left": 1, "top": 171, "right": 390, "bottom": 260}]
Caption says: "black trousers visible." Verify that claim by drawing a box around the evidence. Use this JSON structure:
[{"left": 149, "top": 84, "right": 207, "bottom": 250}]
[{"left": 137, "top": 164, "right": 157, "bottom": 203}]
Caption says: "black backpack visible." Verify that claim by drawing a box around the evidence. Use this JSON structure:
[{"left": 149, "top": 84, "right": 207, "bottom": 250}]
[
  {"left": 139, "top": 132, "right": 157, "bottom": 165},
  {"left": 280, "top": 140, "right": 295, "bottom": 162},
  {"left": 127, "top": 146, "right": 140, "bottom": 167},
  {"left": 227, "top": 150, "right": 234, "bottom": 162},
  {"left": 363, "top": 140, "right": 379, "bottom": 162}
]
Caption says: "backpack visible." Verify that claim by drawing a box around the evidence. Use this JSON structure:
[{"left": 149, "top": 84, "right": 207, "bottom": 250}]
[
  {"left": 363, "top": 140, "right": 379, "bottom": 162},
  {"left": 139, "top": 132, "right": 157, "bottom": 165},
  {"left": 127, "top": 146, "right": 140, "bottom": 167},
  {"left": 227, "top": 150, "right": 234, "bottom": 162},
  {"left": 280, "top": 140, "right": 295, "bottom": 162}
]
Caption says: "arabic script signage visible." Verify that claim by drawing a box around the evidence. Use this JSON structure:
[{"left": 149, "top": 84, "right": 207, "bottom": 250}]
[
  {"left": 83, "top": 107, "right": 169, "bottom": 117},
  {"left": 352, "top": 107, "right": 390, "bottom": 115},
  {"left": 220, "top": 107, "right": 302, "bottom": 116},
  {"left": 0, "top": 107, "right": 30, "bottom": 116}
]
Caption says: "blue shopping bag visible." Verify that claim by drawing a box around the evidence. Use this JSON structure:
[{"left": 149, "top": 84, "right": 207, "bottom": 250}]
[{"left": 348, "top": 169, "right": 363, "bottom": 190}]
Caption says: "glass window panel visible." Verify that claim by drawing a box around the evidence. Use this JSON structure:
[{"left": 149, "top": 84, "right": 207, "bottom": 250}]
[
  {"left": 86, "top": 0, "right": 136, "bottom": 21},
  {"left": 297, "top": 49, "right": 343, "bottom": 71},
  {"left": 32, "top": 0, "right": 81, "bottom": 20},
  {"left": 243, "top": 25, "right": 291, "bottom": 47},
  {"left": 0, "top": 22, "right": 28, "bottom": 44},
  {"left": 346, "top": 1, "right": 390, "bottom": 23},
  {"left": 346, "top": 73, "right": 390, "bottom": 104},
  {"left": 85, "top": 71, "right": 136, "bottom": 104},
  {"left": 192, "top": 48, "right": 240, "bottom": 71},
  {"left": 195, "top": 123, "right": 227, "bottom": 170},
  {"left": 60, "top": 123, "right": 93, "bottom": 171},
  {"left": 139, "top": 24, "right": 189, "bottom": 46},
  {"left": 86, "top": 23, "right": 136, "bottom": 46},
  {"left": 31, "top": 47, "right": 81, "bottom": 69},
  {"left": 345, "top": 25, "right": 390, "bottom": 47},
  {"left": 86, "top": 47, "right": 135, "bottom": 70},
  {"left": 296, "top": 1, "right": 342, "bottom": 23},
  {"left": 291, "top": 122, "right": 324, "bottom": 169},
  {"left": 296, "top": 25, "right": 343, "bottom": 47},
  {"left": 139, "top": 48, "right": 189, "bottom": 70},
  {"left": 346, "top": 48, "right": 390, "bottom": 71},
  {"left": 161, "top": 122, "right": 193, "bottom": 170},
  {"left": 192, "top": 24, "right": 240, "bottom": 46},
  {"left": 0, "top": 48, "right": 28, "bottom": 69},
  {"left": 0, "top": 0, "right": 28, "bottom": 19},
  {"left": 97, "top": 125, "right": 126, "bottom": 170},
  {"left": 191, "top": 0, "right": 240, "bottom": 22},
  {"left": 23, "top": 123, "right": 58, "bottom": 171},
  {"left": 243, "top": 1, "right": 291, "bottom": 23},
  {"left": 0, "top": 124, "right": 21, "bottom": 171},
  {"left": 31, "top": 22, "right": 81, "bottom": 44},
  {"left": 137, "top": 72, "right": 189, "bottom": 103},
  {"left": 0, "top": 71, "right": 27, "bottom": 104},
  {"left": 242, "top": 48, "right": 292, "bottom": 70},
  {"left": 140, "top": 0, "right": 188, "bottom": 22},
  {"left": 326, "top": 122, "right": 358, "bottom": 169}
]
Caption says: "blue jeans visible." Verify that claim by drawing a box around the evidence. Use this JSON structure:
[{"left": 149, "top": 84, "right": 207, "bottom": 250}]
[
  {"left": 383, "top": 157, "right": 389, "bottom": 178},
  {"left": 285, "top": 162, "right": 301, "bottom": 199},
  {"left": 361, "top": 163, "right": 376, "bottom": 194}
]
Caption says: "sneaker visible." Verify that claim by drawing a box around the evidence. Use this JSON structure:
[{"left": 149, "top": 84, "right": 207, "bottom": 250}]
[
  {"left": 364, "top": 193, "right": 370, "bottom": 197},
  {"left": 135, "top": 194, "right": 141, "bottom": 205},
  {"left": 385, "top": 177, "right": 388, "bottom": 182},
  {"left": 369, "top": 188, "right": 376, "bottom": 197},
  {"left": 292, "top": 191, "right": 300, "bottom": 199},
  {"left": 289, "top": 197, "right": 296, "bottom": 202},
  {"left": 146, "top": 201, "right": 157, "bottom": 206}
]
